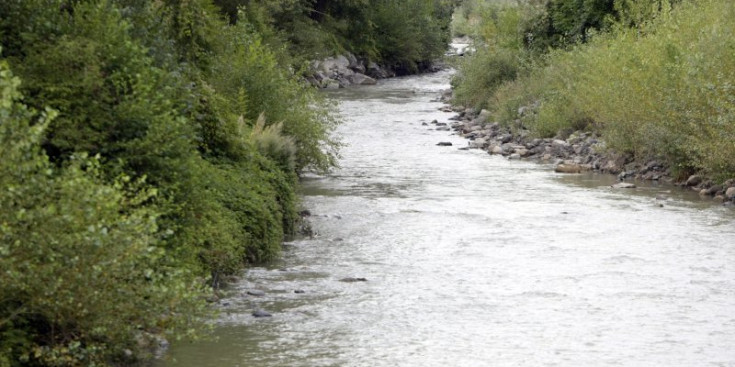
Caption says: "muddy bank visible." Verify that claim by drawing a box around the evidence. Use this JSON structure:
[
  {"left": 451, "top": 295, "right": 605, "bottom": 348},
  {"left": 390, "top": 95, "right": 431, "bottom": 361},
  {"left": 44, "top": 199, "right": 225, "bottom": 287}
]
[{"left": 437, "top": 91, "right": 735, "bottom": 206}]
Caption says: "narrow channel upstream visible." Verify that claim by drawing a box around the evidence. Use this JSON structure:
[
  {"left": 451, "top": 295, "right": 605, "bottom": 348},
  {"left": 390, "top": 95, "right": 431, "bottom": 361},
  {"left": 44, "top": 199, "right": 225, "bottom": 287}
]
[{"left": 159, "top": 70, "right": 735, "bottom": 367}]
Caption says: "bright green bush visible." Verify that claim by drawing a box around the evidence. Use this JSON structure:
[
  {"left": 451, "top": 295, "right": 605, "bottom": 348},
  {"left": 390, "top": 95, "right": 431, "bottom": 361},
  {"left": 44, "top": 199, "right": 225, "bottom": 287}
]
[
  {"left": 487, "top": 0, "right": 735, "bottom": 178},
  {"left": 0, "top": 60, "right": 206, "bottom": 367}
]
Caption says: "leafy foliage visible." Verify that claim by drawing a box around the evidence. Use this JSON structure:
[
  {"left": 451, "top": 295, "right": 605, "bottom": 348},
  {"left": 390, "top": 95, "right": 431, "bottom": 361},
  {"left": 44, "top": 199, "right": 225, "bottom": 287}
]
[{"left": 0, "top": 60, "right": 206, "bottom": 367}]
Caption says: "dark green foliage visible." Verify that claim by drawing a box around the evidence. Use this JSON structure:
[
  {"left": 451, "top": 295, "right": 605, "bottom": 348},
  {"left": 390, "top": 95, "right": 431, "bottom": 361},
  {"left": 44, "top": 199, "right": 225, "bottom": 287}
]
[
  {"left": 528, "top": 0, "right": 615, "bottom": 49},
  {"left": 0, "top": 60, "right": 206, "bottom": 367},
  {"left": 0, "top": 0, "right": 357, "bottom": 365},
  {"left": 226, "top": 0, "right": 454, "bottom": 72}
]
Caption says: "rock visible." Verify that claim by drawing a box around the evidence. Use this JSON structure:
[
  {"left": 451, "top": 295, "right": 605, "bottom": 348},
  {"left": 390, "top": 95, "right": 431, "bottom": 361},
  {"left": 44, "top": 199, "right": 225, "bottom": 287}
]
[
  {"left": 555, "top": 164, "right": 584, "bottom": 174},
  {"left": 477, "top": 109, "right": 492, "bottom": 123},
  {"left": 436, "top": 126, "right": 451, "bottom": 131},
  {"left": 686, "top": 175, "right": 702, "bottom": 186},
  {"left": 726, "top": 187, "right": 735, "bottom": 200},
  {"left": 252, "top": 310, "right": 272, "bottom": 318},
  {"left": 706, "top": 185, "right": 723, "bottom": 196},
  {"left": 714, "top": 195, "right": 726, "bottom": 203},
  {"left": 348, "top": 73, "right": 377, "bottom": 85},
  {"left": 294, "top": 290, "right": 306, "bottom": 294},
  {"left": 323, "top": 79, "right": 340, "bottom": 89},
  {"left": 247, "top": 290, "right": 266, "bottom": 297},
  {"left": 436, "top": 142, "right": 453, "bottom": 146},
  {"left": 490, "top": 146, "right": 504, "bottom": 155},
  {"left": 508, "top": 153, "right": 521, "bottom": 160},
  {"left": 339, "top": 277, "right": 368, "bottom": 282},
  {"left": 612, "top": 182, "right": 637, "bottom": 189},
  {"left": 299, "top": 210, "right": 311, "bottom": 217},
  {"left": 470, "top": 138, "right": 487, "bottom": 148}
]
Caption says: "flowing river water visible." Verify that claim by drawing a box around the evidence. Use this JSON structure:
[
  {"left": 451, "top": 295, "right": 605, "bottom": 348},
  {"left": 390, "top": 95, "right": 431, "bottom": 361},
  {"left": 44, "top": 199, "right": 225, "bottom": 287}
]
[{"left": 159, "top": 70, "right": 735, "bottom": 366}]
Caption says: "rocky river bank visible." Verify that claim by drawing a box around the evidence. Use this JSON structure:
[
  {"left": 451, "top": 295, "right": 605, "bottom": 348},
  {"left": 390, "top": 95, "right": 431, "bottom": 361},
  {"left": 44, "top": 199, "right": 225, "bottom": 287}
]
[
  {"left": 435, "top": 91, "right": 735, "bottom": 206},
  {"left": 306, "top": 53, "right": 446, "bottom": 89}
]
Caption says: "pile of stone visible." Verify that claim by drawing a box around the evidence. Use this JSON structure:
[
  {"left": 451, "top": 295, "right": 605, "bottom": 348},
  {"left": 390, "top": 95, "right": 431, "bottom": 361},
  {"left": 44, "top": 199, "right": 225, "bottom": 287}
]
[
  {"left": 307, "top": 53, "right": 391, "bottom": 89},
  {"left": 440, "top": 102, "right": 735, "bottom": 205}
]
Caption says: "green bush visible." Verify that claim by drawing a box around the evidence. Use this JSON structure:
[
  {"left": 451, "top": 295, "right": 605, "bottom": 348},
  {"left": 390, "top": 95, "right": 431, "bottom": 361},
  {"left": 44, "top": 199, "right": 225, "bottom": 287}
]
[
  {"left": 483, "top": 0, "right": 735, "bottom": 179},
  {"left": 0, "top": 60, "right": 206, "bottom": 367}
]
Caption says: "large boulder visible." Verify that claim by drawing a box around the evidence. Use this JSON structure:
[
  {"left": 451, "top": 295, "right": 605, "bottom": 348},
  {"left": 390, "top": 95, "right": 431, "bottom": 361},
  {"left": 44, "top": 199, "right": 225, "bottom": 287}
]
[
  {"left": 685, "top": 175, "right": 702, "bottom": 187},
  {"left": 349, "top": 73, "right": 377, "bottom": 85}
]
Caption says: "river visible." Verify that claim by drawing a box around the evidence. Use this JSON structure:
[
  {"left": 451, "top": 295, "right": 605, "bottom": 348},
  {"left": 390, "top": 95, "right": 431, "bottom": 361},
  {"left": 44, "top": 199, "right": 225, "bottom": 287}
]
[{"left": 158, "top": 69, "right": 735, "bottom": 366}]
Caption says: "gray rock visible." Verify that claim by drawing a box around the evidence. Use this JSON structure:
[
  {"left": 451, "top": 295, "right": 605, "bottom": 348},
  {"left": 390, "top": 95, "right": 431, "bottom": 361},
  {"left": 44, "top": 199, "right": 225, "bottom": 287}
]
[
  {"left": 436, "top": 142, "right": 453, "bottom": 146},
  {"left": 726, "top": 187, "right": 735, "bottom": 199},
  {"left": 686, "top": 175, "right": 702, "bottom": 186},
  {"left": 508, "top": 153, "right": 521, "bottom": 160},
  {"left": 252, "top": 309, "right": 272, "bottom": 318},
  {"left": 323, "top": 79, "right": 340, "bottom": 89},
  {"left": 477, "top": 109, "right": 492, "bottom": 124},
  {"left": 339, "top": 277, "right": 368, "bottom": 282},
  {"left": 247, "top": 290, "right": 266, "bottom": 297},
  {"left": 349, "top": 73, "right": 377, "bottom": 85},
  {"left": 612, "top": 182, "right": 637, "bottom": 189},
  {"left": 294, "top": 290, "right": 306, "bottom": 294},
  {"left": 490, "top": 146, "right": 504, "bottom": 155},
  {"left": 555, "top": 164, "right": 584, "bottom": 174}
]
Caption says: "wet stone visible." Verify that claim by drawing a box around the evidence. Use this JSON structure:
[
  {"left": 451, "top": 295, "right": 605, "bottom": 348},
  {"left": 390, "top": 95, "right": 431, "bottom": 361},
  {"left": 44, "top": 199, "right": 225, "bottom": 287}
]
[
  {"left": 436, "top": 142, "right": 453, "bottom": 146},
  {"left": 252, "top": 310, "right": 272, "bottom": 318},
  {"left": 612, "top": 182, "right": 637, "bottom": 189},
  {"left": 339, "top": 277, "right": 368, "bottom": 282},
  {"left": 247, "top": 290, "right": 266, "bottom": 297}
]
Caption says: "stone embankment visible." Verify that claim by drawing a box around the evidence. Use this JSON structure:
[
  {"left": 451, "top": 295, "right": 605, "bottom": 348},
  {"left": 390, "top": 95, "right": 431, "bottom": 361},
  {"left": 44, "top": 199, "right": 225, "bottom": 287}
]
[
  {"left": 306, "top": 54, "right": 385, "bottom": 89},
  {"left": 437, "top": 91, "right": 735, "bottom": 205},
  {"left": 307, "top": 53, "right": 446, "bottom": 89}
]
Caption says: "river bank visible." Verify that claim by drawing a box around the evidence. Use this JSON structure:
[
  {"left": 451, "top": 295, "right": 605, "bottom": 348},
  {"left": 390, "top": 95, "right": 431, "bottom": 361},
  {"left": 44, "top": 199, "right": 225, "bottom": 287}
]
[
  {"left": 437, "top": 92, "right": 735, "bottom": 206},
  {"left": 306, "top": 53, "right": 448, "bottom": 89},
  {"left": 157, "top": 69, "right": 735, "bottom": 367}
]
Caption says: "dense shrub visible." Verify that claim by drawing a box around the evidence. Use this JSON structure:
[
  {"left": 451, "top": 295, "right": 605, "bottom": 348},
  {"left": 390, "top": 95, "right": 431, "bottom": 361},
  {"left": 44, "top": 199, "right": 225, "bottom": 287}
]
[
  {"left": 0, "top": 60, "right": 206, "bottom": 367},
  {"left": 0, "top": 0, "right": 349, "bottom": 365},
  {"left": 453, "top": 0, "right": 734, "bottom": 180}
]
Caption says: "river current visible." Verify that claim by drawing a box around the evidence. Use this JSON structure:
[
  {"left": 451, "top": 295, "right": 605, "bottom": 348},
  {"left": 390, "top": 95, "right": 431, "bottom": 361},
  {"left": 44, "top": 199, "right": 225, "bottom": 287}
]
[{"left": 159, "top": 70, "right": 735, "bottom": 367}]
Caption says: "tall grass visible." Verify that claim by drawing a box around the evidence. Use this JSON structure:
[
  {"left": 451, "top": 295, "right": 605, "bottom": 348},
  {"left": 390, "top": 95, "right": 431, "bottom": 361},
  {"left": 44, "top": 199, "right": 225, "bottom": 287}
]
[{"left": 457, "top": 0, "right": 735, "bottom": 179}]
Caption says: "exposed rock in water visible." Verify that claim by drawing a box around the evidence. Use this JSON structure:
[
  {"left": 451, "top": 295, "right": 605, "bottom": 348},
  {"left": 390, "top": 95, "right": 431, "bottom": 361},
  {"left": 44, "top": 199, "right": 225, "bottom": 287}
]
[
  {"left": 686, "top": 175, "right": 703, "bottom": 187},
  {"left": 612, "top": 182, "right": 637, "bottom": 189},
  {"left": 436, "top": 142, "right": 453, "bottom": 146},
  {"left": 252, "top": 309, "right": 272, "bottom": 318},
  {"left": 349, "top": 73, "right": 377, "bottom": 85},
  {"left": 246, "top": 290, "right": 266, "bottom": 297},
  {"left": 555, "top": 164, "right": 585, "bottom": 174},
  {"left": 339, "top": 277, "right": 368, "bottom": 282}
]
